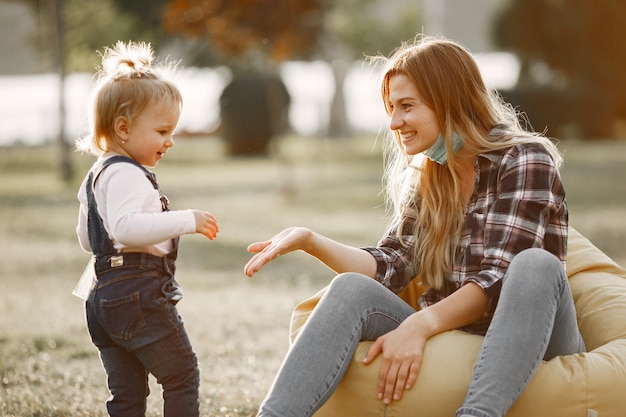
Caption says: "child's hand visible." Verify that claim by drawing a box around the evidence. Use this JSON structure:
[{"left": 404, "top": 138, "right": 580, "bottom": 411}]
[{"left": 193, "top": 210, "right": 219, "bottom": 240}]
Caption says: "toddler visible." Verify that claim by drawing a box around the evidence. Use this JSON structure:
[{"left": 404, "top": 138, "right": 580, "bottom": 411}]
[{"left": 75, "top": 41, "right": 219, "bottom": 417}]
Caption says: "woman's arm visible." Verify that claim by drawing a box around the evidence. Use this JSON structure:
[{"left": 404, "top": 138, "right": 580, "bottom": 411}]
[
  {"left": 244, "top": 227, "right": 377, "bottom": 278},
  {"left": 469, "top": 144, "right": 567, "bottom": 296}
]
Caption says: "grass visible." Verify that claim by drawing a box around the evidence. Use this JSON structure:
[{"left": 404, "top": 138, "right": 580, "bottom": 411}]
[{"left": 0, "top": 134, "right": 624, "bottom": 416}]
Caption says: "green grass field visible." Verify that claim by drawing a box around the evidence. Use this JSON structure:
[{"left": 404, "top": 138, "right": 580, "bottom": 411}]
[{"left": 0, "top": 135, "right": 624, "bottom": 416}]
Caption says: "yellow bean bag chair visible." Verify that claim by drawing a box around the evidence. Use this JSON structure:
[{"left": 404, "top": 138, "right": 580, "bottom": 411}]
[{"left": 290, "top": 227, "right": 626, "bottom": 417}]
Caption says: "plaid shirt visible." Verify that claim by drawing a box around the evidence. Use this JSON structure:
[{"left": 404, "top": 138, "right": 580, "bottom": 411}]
[{"left": 362, "top": 142, "right": 568, "bottom": 334}]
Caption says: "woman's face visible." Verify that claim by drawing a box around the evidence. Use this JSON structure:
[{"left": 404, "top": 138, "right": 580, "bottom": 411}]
[{"left": 387, "top": 74, "right": 439, "bottom": 156}]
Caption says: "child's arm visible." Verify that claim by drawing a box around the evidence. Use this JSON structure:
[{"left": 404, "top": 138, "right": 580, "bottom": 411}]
[
  {"left": 100, "top": 164, "right": 210, "bottom": 247},
  {"left": 76, "top": 175, "right": 92, "bottom": 252}
]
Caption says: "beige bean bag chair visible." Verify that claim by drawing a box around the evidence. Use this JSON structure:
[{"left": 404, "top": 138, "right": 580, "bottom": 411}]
[{"left": 290, "top": 227, "right": 626, "bottom": 417}]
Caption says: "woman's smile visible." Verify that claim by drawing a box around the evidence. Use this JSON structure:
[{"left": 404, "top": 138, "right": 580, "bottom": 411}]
[{"left": 400, "top": 130, "right": 418, "bottom": 146}]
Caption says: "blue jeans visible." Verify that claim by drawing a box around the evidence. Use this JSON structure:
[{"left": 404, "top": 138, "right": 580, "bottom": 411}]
[
  {"left": 86, "top": 257, "right": 200, "bottom": 417},
  {"left": 256, "top": 248, "right": 585, "bottom": 417}
]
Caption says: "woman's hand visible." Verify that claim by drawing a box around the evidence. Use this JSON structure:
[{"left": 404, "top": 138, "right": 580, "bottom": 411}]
[
  {"left": 362, "top": 283, "right": 488, "bottom": 404},
  {"left": 362, "top": 313, "right": 432, "bottom": 405},
  {"left": 244, "top": 227, "right": 312, "bottom": 277},
  {"left": 193, "top": 210, "right": 220, "bottom": 240}
]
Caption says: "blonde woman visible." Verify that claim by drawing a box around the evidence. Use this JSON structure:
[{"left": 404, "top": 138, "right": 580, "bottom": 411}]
[{"left": 245, "top": 36, "right": 584, "bottom": 417}]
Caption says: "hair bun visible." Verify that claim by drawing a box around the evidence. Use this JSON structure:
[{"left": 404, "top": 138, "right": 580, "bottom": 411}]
[{"left": 100, "top": 41, "right": 155, "bottom": 80}]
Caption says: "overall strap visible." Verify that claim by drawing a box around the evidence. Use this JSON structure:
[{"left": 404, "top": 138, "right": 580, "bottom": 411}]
[
  {"left": 97, "top": 156, "right": 170, "bottom": 211},
  {"left": 86, "top": 170, "right": 115, "bottom": 256},
  {"left": 86, "top": 155, "right": 178, "bottom": 258}
]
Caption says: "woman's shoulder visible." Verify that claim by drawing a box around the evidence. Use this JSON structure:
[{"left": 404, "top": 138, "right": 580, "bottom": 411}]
[
  {"left": 481, "top": 139, "right": 556, "bottom": 165},
  {"left": 477, "top": 141, "right": 561, "bottom": 184}
]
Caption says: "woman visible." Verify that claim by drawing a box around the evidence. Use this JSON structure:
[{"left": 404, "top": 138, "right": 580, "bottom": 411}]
[{"left": 244, "top": 36, "right": 585, "bottom": 417}]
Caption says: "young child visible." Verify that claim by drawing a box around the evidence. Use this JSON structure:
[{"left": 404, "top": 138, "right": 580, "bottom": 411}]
[{"left": 75, "top": 41, "right": 219, "bottom": 417}]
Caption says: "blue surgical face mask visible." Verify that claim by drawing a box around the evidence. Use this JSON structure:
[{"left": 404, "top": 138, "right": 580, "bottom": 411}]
[{"left": 423, "top": 132, "right": 464, "bottom": 165}]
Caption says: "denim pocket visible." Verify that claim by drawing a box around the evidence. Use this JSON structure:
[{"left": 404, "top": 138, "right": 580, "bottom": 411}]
[{"left": 100, "top": 292, "right": 146, "bottom": 340}]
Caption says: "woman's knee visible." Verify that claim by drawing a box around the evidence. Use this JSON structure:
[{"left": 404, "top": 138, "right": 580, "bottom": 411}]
[
  {"left": 329, "top": 272, "right": 377, "bottom": 291},
  {"left": 510, "top": 248, "right": 562, "bottom": 273},
  {"left": 506, "top": 248, "right": 566, "bottom": 290},
  {"left": 326, "top": 273, "right": 385, "bottom": 306}
]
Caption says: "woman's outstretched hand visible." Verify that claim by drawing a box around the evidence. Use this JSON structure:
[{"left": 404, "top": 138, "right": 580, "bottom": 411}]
[{"left": 244, "top": 227, "right": 312, "bottom": 277}]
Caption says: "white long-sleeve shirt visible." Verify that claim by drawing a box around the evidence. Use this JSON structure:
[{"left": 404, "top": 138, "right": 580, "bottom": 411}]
[{"left": 76, "top": 153, "right": 196, "bottom": 257}]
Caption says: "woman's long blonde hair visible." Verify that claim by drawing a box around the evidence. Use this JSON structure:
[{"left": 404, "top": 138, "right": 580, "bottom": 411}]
[
  {"left": 378, "top": 36, "right": 562, "bottom": 290},
  {"left": 76, "top": 41, "right": 182, "bottom": 156}
]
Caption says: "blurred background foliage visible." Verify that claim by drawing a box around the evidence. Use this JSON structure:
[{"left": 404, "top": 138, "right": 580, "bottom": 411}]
[
  {"left": 494, "top": 0, "right": 626, "bottom": 139},
  {"left": 162, "top": 0, "right": 326, "bottom": 67},
  {"left": 17, "top": 0, "right": 422, "bottom": 74},
  {"left": 3, "top": 0, "right": 626, "bottom": 160},
  {"left": 10, "top": 0, "right": 424, "bottom": 156}
]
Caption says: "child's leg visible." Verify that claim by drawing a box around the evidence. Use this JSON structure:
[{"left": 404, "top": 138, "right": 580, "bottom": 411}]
[
  {"left": 87, "top": 306, "right": 149, "bottom": 416},
  {"left": 455, "top": 248, "right": 586, "bottom": 417},
  {"left": 99, "top": 345, "right": 150, "bottom": 416},
  {"left": 257, "top": 272, "right": 416, "bottom": 417},
  {"left": 134, "top": 324, "right": 200, "bottom": 417}
]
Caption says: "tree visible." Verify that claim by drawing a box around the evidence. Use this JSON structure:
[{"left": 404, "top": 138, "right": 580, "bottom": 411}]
[
  {"left": 162, "top": 0, "right": 326, "bottom": 70},
  {"left": 62, "top": 0, "right": 155, "bottom": 72},
  {"left": 494, "top": 0, "right": 626, "bottom": 138}
]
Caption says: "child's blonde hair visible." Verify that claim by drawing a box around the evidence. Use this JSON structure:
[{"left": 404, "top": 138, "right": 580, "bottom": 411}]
[
  {"left": 76, "top": 41, "right": 182, "bottom": 156},
  {"left": 378, "top": 36, "right": 563, "bottom": 291}
]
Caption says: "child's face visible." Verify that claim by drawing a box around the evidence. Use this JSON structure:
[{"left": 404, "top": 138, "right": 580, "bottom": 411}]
[{"left": 120, "top": 100, "right": 181, "bottom": 167}]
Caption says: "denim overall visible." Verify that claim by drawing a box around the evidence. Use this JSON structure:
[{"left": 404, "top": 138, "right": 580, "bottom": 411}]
[{"left": 84, "top": 156, "right": 199, "bottom": 417}]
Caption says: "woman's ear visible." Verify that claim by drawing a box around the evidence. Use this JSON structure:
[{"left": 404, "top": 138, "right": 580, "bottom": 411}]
[{"left": 114, "top": 116, "right": 130, "bottom": 141}]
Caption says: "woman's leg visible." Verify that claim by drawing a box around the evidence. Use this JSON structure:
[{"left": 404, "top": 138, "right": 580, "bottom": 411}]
[
  {"left": 257, "top": 273, "right": 416, "bottom": 417},
  {"left": 456, "top": 248, "right": 586, "bottom": 417}
]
